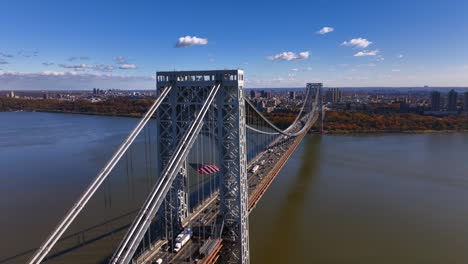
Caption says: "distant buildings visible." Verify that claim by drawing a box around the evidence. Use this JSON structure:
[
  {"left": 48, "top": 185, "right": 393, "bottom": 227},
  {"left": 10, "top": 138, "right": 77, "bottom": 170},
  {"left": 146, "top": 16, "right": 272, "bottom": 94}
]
[
  {"left": 465, "top": 92, "right": 468, "bottom": 113},
  {"left": 289, "top": 91, "right": 296, "bottom": 100},
  {"left": 6, "top": 91, "right": 16, "bottom": 98},
  {"left": 250, "top": 90, "right": 256, "bottom": 99},
  {"left": 447, "top": 89, "right": 458, "bottom": 112},
  {"left": 325, "top": 88, "right": 342, "bottom": 103},
  {"left": 431, "top": 91, "right": 441, "bottom": 111}
]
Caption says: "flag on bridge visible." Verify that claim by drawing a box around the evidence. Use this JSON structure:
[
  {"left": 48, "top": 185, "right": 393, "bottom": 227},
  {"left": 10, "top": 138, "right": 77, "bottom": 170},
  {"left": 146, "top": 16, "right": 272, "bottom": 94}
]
[{"left": 196, "top": 164, "right": 220, "bottom": 174}]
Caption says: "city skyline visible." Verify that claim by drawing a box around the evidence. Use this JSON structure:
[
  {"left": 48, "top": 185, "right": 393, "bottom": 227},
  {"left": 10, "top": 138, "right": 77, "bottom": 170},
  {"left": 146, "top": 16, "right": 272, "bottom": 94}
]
[{"left": 1, "top": 0, "right": 468, "bottom": 90}]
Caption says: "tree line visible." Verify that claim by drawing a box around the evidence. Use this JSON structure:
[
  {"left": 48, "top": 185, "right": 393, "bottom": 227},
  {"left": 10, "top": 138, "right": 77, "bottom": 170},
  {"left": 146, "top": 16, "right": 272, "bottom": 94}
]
[
  {"left": 2, "top": 98, "right": 467, "bottom": 132},
  {"left": 0, "top": 97, "right": 153, "bottom": 117},
  {"left": 322, "top": 111, "right": 468, "bottom": 132}
]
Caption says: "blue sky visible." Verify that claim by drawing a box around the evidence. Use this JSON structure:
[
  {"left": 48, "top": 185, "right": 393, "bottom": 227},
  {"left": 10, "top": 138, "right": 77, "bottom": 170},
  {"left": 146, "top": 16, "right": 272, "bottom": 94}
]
[{"left": 1, "top": 0, "right": 468, "bottom": 90}]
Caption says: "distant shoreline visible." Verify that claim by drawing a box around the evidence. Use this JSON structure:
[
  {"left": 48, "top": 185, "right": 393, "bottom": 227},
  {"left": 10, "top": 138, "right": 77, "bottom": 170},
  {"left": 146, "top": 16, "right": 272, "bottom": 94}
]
[
  {"left": 0, "top": 109, "right": 144, "bottom": 118},
  {"left": 3, "top": 109, "right": 467, "bottom": 135},
  {"left": 313, "top": 129, "right": 468, "bottom": 135}
]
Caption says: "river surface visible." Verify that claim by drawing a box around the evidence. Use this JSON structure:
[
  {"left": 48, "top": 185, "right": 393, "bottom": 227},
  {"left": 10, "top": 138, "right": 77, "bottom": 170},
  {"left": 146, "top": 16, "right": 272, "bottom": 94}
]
[{"left": 1, "top": 112, "right": 468, "bottom": 264}]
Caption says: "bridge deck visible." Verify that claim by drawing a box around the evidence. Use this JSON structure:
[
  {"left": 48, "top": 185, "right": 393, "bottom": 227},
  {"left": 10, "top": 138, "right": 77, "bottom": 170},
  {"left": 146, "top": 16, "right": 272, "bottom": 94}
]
[
  {"left": 163, "top": 115, "right": 319, "bottom": 264},
  {"left": 248, "top": 115, "right": 319, "bottom": 211}
]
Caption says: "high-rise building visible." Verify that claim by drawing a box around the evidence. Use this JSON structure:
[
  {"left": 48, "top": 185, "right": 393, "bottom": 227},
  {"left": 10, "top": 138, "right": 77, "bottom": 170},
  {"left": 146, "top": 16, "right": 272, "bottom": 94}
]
[
  {"left": 325, "top": 88, "right": 342, "bottom": 103},
  {"left": 260, "top": 90, "right": 267, "bottom": 98},
  {"left": 431, "top": 91, "right": 441, "bottom": 111},
  {"left": 250, "top": 90, "right": 255, "bottom": 99},
  {"left": 289, "top": 91, "right": 296, "bottom": 100},
  {"left": 447, "top": 89, "right": 458, "bottom": 112},
  {"left": 464, "top": 92, "right": 468, "bottom": 113}
]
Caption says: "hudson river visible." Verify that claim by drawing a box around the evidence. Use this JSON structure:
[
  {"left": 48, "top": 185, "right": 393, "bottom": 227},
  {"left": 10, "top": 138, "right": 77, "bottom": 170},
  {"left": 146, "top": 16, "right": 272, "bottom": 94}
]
[{"left": 1, "top": 112, "right": 468, "bottom": 264}]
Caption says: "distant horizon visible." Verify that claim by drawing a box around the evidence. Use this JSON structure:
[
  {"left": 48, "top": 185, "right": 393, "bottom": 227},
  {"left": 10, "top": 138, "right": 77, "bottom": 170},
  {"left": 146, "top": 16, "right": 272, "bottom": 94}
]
[{"left": 2, "top": 86, "right": 468, "bottom": 92}]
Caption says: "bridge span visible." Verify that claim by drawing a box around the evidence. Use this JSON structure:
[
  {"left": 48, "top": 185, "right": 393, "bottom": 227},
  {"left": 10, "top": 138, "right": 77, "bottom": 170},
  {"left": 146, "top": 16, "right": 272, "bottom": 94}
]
[{"left": 24, "top": 70, "right": 322, "bottom": 264}]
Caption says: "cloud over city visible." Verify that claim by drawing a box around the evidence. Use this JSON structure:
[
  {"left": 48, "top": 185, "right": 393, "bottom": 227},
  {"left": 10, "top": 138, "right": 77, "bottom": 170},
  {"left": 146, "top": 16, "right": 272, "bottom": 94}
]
[
  {"left": 354, "top": 50, "right": 379, "bottom": 57},
  {"left": 176, "top": 36, "right": 209, "bottom": 48},
  {"left": 115, "top": 56, "right": 128, "bottom": 64},
  {"left": 268, "top": 51, "right": 310, "bottom": 61},
  {"left": 342, "top": 38, "right": 372, "bottom": 48},
  {"left": 58, "top": 63, "right": 116, "bottom": 72},
  {"left": 317, "top": 27, "right": 334, "bottom": 35},
  {"left": 119, "top": 64, "right": 137, "bottom": 70}
]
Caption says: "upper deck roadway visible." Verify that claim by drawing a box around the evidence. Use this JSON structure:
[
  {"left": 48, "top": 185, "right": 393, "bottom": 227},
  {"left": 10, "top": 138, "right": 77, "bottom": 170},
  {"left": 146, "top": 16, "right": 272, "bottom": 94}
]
[{"left": 139, "top": 114, "right": 319, "bottom": 264}]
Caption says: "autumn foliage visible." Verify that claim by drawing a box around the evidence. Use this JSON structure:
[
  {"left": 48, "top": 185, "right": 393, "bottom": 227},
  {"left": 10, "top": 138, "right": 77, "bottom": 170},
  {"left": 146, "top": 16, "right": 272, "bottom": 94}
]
[
  {"left": 322, "top": 111, "right": 468, "bottom": 132},
  {"left": 1, "top": 97, "right": 467, "bottom": 132},
  {"left": 0, "top": 97, "right": 153, "bottom": 117}
]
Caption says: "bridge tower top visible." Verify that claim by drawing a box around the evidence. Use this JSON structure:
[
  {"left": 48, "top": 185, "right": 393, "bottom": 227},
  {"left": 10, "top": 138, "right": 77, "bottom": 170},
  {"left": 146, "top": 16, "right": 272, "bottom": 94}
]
[{"left": 156, "top": 69, "right": 245, "bottom": 86}]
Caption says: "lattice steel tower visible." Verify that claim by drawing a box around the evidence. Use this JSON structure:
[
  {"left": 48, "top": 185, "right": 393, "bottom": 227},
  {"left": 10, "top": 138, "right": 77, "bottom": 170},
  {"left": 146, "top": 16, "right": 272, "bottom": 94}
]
[{"left": 156, "top": 70, "right": 250, "bottom": 264}]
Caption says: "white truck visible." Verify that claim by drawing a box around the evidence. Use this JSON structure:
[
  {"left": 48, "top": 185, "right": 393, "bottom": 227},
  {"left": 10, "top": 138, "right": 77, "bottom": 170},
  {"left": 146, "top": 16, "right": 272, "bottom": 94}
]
[
  {"left": 152, "top": 259, "right": 163, "bottom": 264},
  {"left": 251, "top": 165, "right": 260, "bottom": 174},
  {"left": 174, "top": 227, "right": 192, "bottom": 253}
]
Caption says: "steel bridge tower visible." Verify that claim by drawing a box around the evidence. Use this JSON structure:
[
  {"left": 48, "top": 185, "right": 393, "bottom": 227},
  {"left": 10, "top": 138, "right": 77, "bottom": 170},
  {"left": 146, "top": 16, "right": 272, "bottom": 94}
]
[{"left": 156, "top": 70, "right": 250, "bottom": 264}]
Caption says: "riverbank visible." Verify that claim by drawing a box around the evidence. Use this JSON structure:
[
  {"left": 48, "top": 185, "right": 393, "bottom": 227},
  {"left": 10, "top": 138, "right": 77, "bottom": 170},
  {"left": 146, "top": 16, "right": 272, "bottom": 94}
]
[
  {"left": 2, "top": 97, "right": 467, "bottom": 134},
  {"left": 0, "top": 97, "right": 151, "bottom": 117},
  {"left": 315, "top": 129, "right": 468, "bottom": 135},
  {"left": 5, "top": 109, "right": 144, "bottom": 118}
]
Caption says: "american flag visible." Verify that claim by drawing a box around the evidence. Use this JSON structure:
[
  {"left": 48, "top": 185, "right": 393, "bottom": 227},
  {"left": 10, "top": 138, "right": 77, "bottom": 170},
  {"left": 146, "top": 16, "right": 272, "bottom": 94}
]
[{"left": 196, "top": 164, "right": 220, "bottom": 174}]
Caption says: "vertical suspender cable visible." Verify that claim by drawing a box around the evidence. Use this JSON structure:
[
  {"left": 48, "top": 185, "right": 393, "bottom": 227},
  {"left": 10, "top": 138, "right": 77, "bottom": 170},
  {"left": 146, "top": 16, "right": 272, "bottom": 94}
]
[{"left": 27, "top": 86, "right": 173, "bottom": 264}]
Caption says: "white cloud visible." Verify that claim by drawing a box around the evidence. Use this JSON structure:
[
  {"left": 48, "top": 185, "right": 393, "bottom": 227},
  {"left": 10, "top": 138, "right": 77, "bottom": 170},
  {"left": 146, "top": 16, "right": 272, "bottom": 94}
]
[
  {"left": 354, "top": 50, "right": 379, "bottom": 57},
  {"left": 59, "top": 63, "right": 116, "bottom": 72},
  {"left": 342, "top": 38, "right": 372, "bottom": 48},
  {"left": 291, "top": 68, "right": 299, "bottom": 72},
  {"left": 392, "top": 69, "right": 401, "bottom": 72},
  {"left": 267, "top": 51, "right": 310, "bottom": 61},
  {"left": 58, "top": 64, "right": 94, "bottom": 70},
  {"left": 0, "top": 58, "right": 9, "bottom": 65},
  {"left": 94, "top": 64, "right": 114, "bottom": 72},
  {"left": 176, "top": 36, "right": 208, "bottom": 48},
  {"left": 317, "top": 27, "right": 334, "bottom": 35},
  {"left": 398, "top": 54, "right": 404, "bottom": 59},
  {"left": 42, "top": 62, "right": 54, "bottom": 66},
  {"left": 115, "top": 56, "right": 127, "bottom": 64},
  {"left": 119, "top": 64, "right": 137, "bottom": 70}
]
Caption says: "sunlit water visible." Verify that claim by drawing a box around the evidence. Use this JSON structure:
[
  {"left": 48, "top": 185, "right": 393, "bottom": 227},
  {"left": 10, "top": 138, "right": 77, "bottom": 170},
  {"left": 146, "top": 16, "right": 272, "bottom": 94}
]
[{"left": 1, "top": 112, "right": 468, "bottom": 264}]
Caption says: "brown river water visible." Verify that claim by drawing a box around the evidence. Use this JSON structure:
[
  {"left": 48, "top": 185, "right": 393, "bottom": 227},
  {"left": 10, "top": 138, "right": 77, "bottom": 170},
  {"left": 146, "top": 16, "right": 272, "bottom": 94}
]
[{"left": 1, "top": 112, "right": 468, "bottom": 264}]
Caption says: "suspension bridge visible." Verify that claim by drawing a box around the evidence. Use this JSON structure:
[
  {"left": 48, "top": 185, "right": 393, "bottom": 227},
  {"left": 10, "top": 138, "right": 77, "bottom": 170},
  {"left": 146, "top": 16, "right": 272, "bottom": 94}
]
[{"left": 7, "top": 70, "right": 322, "bottom": 264}]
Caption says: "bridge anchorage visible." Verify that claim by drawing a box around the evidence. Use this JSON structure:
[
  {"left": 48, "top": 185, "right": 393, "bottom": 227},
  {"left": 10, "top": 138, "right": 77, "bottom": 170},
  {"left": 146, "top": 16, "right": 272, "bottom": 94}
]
[{"left": 27, "top": 70, "right": 322, "bottom": 264}]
